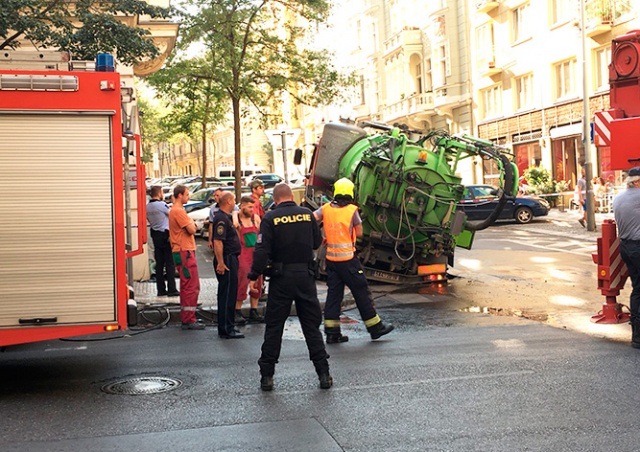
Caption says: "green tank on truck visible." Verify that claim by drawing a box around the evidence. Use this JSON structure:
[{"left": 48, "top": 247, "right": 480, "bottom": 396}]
[{"left": 300, "top": 122, "right": 517, "bottom": 284}]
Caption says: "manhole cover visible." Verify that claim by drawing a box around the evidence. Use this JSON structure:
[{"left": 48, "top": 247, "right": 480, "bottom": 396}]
[{"left": 101, "top": 377, "right": 182, "bottom": 395}]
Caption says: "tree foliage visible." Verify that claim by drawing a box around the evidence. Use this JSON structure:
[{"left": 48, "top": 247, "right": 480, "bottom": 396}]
[
  {"left": 167, "top": 0, "right": 355, "bottom": 193},
  {"left": 147, "top": 55, "right": 229, "bottom": 186},
  {"left": 0, "top": 0, "right": 171, "bottom": 64}
]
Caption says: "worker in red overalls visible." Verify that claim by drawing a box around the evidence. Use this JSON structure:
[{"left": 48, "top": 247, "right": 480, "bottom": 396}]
[{"left": 234, "top": 195, "right": 264, "bottom": 323}]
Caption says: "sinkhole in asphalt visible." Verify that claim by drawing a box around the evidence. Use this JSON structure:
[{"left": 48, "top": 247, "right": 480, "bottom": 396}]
[{"left": 101, "top": 376, "right": 182, "bottom": 395}]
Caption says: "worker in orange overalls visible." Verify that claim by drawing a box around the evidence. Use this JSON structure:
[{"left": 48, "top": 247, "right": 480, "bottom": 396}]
[{"left": 313, "top": 178, "right": 394, "bottom": 344}]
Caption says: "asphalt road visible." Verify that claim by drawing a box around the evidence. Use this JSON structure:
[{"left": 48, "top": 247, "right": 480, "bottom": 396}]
[{"left": 2, "top": 302, "right": 640, "bottom": 451}]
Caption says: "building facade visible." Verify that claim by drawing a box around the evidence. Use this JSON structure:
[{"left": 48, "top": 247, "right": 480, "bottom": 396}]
[{"left": 344, "top": 0, "right": 638, "bottom": 188}]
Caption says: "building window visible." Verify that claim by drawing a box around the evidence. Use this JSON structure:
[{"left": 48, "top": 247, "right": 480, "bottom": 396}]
[
  {"left": 514, "top": 141, "right": 542, "bottom": 177},
  {"left": 415, "top": 62, "right": 423, "bottom": 94},
  {"left": 554, "top": 58, "right": 577, "bottom": 100},
  {"left": 594, "top": 45, "right": 611, "bottom": 91},
  {"left": 476, "top": 22, "right": 495, "bottom": 69},
  {"left": 551, "top": 0, "right": 573, "bottom": 25},
  {"left": 481, "top": 85, "right": 502, "bottom": 119},
  {"left": 512, "top": 3, "right": 531, "bottom": 43},
  {"left": 437, "top": 44, "right": 449, "bottom": 86},
  {"left": 515, "top": 73, "right": 534, "bottom": 110},
  {"left": 552, "top": 135, "right": 583, "bottom": 188},
  {"left": 425, "top": 58, "right": 433, "bottom": 92},
  {"left": 359, "top": 74, "right": 365, "bottom": 105}
]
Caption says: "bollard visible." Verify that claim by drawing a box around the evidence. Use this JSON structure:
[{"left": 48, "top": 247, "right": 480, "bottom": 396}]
[{"left": 591, "top": 219, "right": 630, "bottom": 323}]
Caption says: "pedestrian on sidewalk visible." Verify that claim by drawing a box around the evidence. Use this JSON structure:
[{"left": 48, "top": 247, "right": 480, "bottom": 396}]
[
  {"left": 233, "top": 196, "right": 264, "bottom": 324},
  {"left": 249, "top": 179, "right": 265, "bottom": 219},
  {"left": 249, "top": 183, "right": 332, "bottom": 391},
  {"left": 576, "top": 166, "right": 587, "bottom": 228},
  {"left": 612, "top": 167, "right": 640, "bottom": 348},
  {"left": 211, "top": 192, "right": 244, "bottom": 339},
  {"left": 169, "top": 185, "right": 204, "bottom": 330},
  {"left": 146, "top": 186, "right": 179, "bottom": 297},
  {"left": 313, "top": 178, "right": 394, "bottom": 344}
]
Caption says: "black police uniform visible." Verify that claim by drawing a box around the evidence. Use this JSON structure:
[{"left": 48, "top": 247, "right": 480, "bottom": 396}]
[
  {"left": 248, "top": 200, "right": 330, "bottom": 378},
  {"left": 212, "top": 209, "right": 242, "bottom": 337}
]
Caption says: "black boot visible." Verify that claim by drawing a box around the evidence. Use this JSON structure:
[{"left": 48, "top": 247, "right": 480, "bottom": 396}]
[
  {"left": 632, "top": 323, "right": 640, "bottom": 349},
  {"left": 260, "top": 375, "right": 274, "bottom": 391},
  {"left": 235, "top": 309, "right": 247, "bottom": 325},
  {"left": 318, "top": 372, "right": 333, "bottom": 389},
  {"left": 248, "top": 308, "right": 264, "bottom": 324},
  {"left": 325, "top": 327, "right": 348, "bottom": 344},
  {"left": 368, "top": 322, "right": 394, "bottom": 340}
]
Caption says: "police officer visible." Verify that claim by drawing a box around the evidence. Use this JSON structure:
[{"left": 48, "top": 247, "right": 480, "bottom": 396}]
[
  {"left": 146, "top": 185, "right": 179, "bottom": 297},
  {"left": 613, "top": 166, "right": 640, "bottom": 348},
  {"left": 249, "top": 183, "right": 331, "bottom": 391},
  {"left": 313, "top": 177, "right": 394, "bottom": 344},
  {"left": 211, "top": 192, "right": 244, "bottom": 339}
]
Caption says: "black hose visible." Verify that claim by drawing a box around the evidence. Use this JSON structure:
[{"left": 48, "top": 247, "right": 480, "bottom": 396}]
[{"left": 465, "top": 153, "right": 516, "bottom": 231}]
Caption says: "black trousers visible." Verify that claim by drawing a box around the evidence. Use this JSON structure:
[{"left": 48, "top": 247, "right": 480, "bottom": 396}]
[
  {"left": 258, "top": 270, "right": 329, "bottom": 376},
  {"left": 325, "top": 257, "right": 377, "bottom": 324},
  {"left": 151, "top": 229, "right": 177, "bottom": 295},
  {"left": 215, "top": 254, "right": 239, "bottom": 335},
  {"left": 621, "top": 239, "right": 640, "bottom": 323}
]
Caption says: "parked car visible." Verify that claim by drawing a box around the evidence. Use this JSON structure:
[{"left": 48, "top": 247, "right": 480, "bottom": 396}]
[
  {"left": 249, "top": 173, "right": 284, "bottom": 188},
  {"left": 188, "top": 206, "right": 211, "bottom": 237},
  {"left": 456, "top": 184, "right": 550, "bottom": 224},
  {"left": 183, "top": 187, "right": 219, "bottom": 213}
]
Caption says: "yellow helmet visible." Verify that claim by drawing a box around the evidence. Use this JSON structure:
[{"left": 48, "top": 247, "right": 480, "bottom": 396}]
[{"left": 333, "top": 177, "right": 355, "bottom": 198}]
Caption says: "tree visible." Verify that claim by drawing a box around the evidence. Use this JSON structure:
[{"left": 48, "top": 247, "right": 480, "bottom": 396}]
[
  {"left": 137, "top": 92, "right": 173, "bottom": 165},
  {"left": 0, "top": 0, "right": 170, "bottom": 65},
  {"left": 147, "top": 56, "right": 228, "bottom": 188},
  {"left": 175, "top": 0, "right": 355, "bottom": 197}
]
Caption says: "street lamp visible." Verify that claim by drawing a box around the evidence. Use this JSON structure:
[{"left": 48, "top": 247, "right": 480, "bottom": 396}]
[{"left": 581, "top": 0, "right": 596, "bottom": 231}]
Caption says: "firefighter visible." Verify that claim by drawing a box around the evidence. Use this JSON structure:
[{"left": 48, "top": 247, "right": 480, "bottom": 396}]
[
  {"left": 314, "top": 177, "right": 394, "bottom": 344},
  {"left": 612, "top": 166, "right": 640, "bottom": 348},
  {"left": 248, "top": 183, "right": 332, "bottom": 391}
]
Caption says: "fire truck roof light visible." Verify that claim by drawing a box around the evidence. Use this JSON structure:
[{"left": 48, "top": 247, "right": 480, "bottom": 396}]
[{"left": 0, "top": 74, "right": 78, "bottom": 91}]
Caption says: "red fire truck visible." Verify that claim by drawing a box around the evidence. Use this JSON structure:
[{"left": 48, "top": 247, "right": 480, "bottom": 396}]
[
  {"left": 0, "top": 52, "right": 146, "bottom": 347},
  {"left": 591, "top": 30, "right": 640, "bottom": 324}
]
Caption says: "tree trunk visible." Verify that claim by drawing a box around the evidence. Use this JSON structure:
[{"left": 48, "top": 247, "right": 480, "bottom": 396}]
[{"left": 233, "top": 96, "right": 242, "bottom": 201}]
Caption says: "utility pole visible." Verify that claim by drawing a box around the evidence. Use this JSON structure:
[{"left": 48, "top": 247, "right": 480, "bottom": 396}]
[
  {"left": 581, "top": 0, "right": 596, "bottom": 231},
  {"left": 280, "top": 131, "right": 289, "bottom": 184}
]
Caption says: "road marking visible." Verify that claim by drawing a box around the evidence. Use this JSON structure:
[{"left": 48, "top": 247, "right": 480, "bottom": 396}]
[
  {"left": 492, "top": 339, "right": 525, "bottom": 348},
  {"left": 264, "top": 370, "right": 535, "bottom": 395},
  {"left": 492, "top": 239, "right": 595, "bottom": 257},
  {"left": 44, "top": 346, "right": 88, "bottom": 352}
]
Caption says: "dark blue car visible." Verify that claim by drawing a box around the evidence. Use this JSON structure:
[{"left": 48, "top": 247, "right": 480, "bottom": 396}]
[{"left": 457, "top": 185, "right": 550, "bottom": 224}]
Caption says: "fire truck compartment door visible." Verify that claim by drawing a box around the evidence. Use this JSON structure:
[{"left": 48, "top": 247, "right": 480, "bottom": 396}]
[{"left": 0, "top": 114, "right": 118, "bottom": 327}]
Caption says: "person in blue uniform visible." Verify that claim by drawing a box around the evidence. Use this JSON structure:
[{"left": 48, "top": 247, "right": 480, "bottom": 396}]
[
  {"left": 613, "top": 166, "right": 640, "bottom": 348},
  {"left": 146, "top": 185, "right": 179, "bottom": 297},
  {"left": 249, "top": 183, "right": 332, "bottom": 391},
  {"left": 211, "top": 192, "right": 244, "bottom": 339}
]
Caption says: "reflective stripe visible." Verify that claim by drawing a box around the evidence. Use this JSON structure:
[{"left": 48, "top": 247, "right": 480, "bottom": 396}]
[
  {"left": 364, "top": 315, "right": 381, "bottom": 328},
  {"left": 324, "top": 319, "right": 341, "bottom": 328},
  {"left": 181, "top": 306, "right": 197, "bottom": 311},
  {"left": 326, "top": 243, "right": 353, "bottom": 249},
  {"left": 326, "top": 250, "right": 354, "bottom": 258}
]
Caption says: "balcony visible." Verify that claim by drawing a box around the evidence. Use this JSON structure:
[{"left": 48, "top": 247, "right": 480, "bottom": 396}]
[
  {"left": 585, "top": 0, "right": 632, "bottom": 38},
  {"left": 383, "top": 27, "right": 422, "bottom": 58},
  {"left": 475, "top": 0, "right": 500, "bottom": 14},
  {"left": 478, "top": 54, "right": 502, "bottom": 77},
  {"left": 379, "top": 92, "right": 435, "bottom": 123}
]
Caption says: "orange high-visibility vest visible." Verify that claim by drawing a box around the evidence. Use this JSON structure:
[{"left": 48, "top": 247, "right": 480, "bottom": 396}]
[{"left": 322, "top": 203, "right": 358, "bottom": 262}]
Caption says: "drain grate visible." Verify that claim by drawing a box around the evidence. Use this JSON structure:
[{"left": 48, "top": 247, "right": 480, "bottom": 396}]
[{"left": 101, "top": 376, "right": 182, "bottom": 395}]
